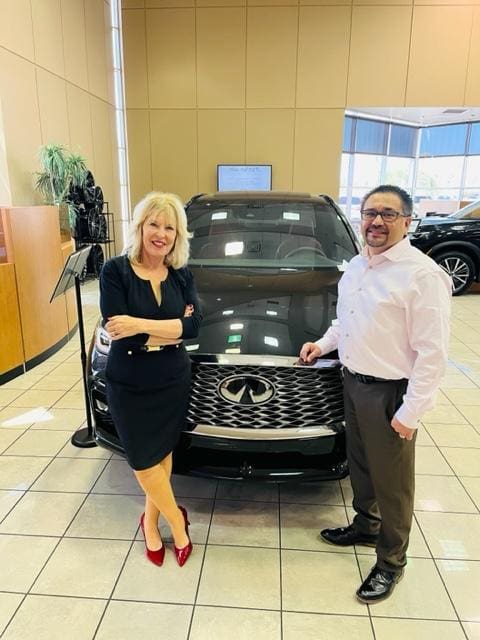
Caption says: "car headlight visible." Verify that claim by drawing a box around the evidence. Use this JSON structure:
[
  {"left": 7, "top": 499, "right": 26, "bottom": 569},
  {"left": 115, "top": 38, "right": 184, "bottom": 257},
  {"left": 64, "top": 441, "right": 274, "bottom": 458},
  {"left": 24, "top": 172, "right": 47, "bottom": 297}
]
[{"left": 95, "top": 326, "right": 112, "bottom": 355}]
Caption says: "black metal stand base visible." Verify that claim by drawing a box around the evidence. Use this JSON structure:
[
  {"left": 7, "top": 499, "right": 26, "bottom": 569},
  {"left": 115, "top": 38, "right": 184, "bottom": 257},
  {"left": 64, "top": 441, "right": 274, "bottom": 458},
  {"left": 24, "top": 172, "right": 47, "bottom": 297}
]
[
  {"left": 71, "top": 427, "right": 97, "bottom": 448},
  {"left": 71, "top": 427, "right": 97, "bottom": 449}
]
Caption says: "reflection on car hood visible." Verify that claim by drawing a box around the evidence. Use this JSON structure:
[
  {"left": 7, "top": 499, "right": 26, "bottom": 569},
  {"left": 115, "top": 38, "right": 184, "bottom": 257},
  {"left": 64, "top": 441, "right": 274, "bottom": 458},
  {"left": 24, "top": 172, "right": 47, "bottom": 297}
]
[
  {"left": 186, "top": 266, "right": 341, "bottom": 357},
  {"left": 418, "top": 216, "right": 458, "bottom": 227}
]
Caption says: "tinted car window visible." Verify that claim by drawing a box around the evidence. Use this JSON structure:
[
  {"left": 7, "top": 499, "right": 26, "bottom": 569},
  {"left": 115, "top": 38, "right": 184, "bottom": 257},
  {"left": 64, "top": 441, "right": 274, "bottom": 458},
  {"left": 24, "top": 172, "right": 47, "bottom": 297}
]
[{"left": 187, "top": 201, "right": 357, "bottom": 268}]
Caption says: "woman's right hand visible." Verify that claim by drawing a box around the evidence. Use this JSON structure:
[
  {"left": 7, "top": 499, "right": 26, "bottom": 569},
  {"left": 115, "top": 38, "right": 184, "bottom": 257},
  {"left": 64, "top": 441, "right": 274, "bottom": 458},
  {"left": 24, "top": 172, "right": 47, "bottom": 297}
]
[{"left": 184, "top": 304, "right": 194, "bottom": 317}]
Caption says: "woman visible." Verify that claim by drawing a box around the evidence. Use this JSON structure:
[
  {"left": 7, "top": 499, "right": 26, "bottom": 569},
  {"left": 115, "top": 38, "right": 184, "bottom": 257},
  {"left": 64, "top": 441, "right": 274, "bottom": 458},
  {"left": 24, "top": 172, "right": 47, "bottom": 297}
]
[{"left": 99, "top": 192, "right": 202, "bottom": 568}]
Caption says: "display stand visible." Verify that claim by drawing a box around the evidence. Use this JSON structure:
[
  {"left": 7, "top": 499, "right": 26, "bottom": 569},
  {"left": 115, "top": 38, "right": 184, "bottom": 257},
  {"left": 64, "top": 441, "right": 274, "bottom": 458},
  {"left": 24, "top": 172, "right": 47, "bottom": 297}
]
[{"left": 50, "top": 246, "right": 97, "bottom": 448}]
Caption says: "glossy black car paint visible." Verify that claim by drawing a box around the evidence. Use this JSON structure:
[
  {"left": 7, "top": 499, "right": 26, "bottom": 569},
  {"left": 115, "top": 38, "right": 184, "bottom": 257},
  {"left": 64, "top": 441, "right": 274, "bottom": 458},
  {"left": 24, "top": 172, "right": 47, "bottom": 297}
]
[
  {"left": 409, "top": 200, "right": 480, "bottom": 295},
  {"left": 89, "top": 192, "right": 360, "bottom": 481}
]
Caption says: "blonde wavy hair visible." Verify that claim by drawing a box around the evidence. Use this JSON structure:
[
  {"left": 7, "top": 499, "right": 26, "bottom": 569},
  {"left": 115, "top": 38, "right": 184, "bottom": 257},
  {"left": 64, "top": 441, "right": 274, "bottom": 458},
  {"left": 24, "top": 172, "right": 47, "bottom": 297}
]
[{"left": 124, "top": 192, "right": 191, "bottom": 268}]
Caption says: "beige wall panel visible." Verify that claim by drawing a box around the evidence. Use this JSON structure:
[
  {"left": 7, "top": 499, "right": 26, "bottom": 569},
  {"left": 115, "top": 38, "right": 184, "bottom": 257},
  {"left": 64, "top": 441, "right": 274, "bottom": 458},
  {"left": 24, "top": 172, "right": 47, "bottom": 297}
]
[
  {"left": 123, "top": 0, "right": 145, "bottom": 7},
  {"left": 246, "top": 110, "right": 294, "bottom": 190},
  {"left": 197, "top": 9, "right": 246, "bottom": 109},
  {"left": 146, "top": 9, "right": 196, "bottom": 108},
  {"left": 123, "top": 9, "right": 149, "bottom": 108},
  {"left": 150, "top": 110, "right": 197, "bottom": 201},
  {"left": 0, "top": 0, "right": 34, "bottom": 60},
  {"left": 248, "top": 0, "right": 297, "bottom": 5},
  {"left": 66, "top": 83, "right": 95, "bottom": 170},
  {"left": 126, "top": 109, "right": 153, "bottom": 207},
  {"left": 90, "top": 97, "right": 115, "bottom": 208},
  {"left": 36, "top": 69, "right": 70, "bottom": 147},
  {"left": 0, "top": 49, "right": 42, "bottom": 205},
  {"left": 146, "top": 0, "right": 194, "bottom": 6},
  {"left": 197, "top": 0, "right": 245, "bottom": 6},
  {"left": 297, "top": 6, "right": 350, "bottom": 108},
  {"left": 347, "top": 6, "right": 411, "bottom": 107},
  {"left": 414, "top": 0, "right": 477, "bottom": 5},
  {"left": 246, "top": 7, "right": 298, "bottom": 108},
  {"left": 198, "top": 110, "right": 245, "bottom": 193},
  {"left": 300, "top": 0, "right": 351, "bottom": 6},
  {"left": 31, "top": 0, "right": 65, "bottom": 77},
  {"left": 406, "top": 6, "right": 472, "bottom": 106},
  {"left": 466, "top": 7, "right": 480, "bottom": 105},
  {"left": 354, "top": 0, "right": 410, "bottom": 4},
  {"left": 61, "top": 0, "right": 89, "bottom": 90},
  {"left": 85, "top": 0, "right": 109, "bottom": 102},
  {"left": 293, "top": 109, "right": 343, "bottom": 197}
]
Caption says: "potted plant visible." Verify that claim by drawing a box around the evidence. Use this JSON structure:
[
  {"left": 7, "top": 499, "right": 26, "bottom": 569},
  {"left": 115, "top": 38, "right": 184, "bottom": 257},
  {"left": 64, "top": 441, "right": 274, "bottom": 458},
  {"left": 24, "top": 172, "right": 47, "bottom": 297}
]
[{"left": 35, "top": 144, "right": 88, "bottom": 234}]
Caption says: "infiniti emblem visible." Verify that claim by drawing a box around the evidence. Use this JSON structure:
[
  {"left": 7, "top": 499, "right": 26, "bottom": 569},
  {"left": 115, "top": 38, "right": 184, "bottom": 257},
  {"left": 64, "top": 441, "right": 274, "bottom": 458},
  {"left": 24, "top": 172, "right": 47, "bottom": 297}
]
[{"left": 218, "top": 375, "right": 275, "bottom": 405}]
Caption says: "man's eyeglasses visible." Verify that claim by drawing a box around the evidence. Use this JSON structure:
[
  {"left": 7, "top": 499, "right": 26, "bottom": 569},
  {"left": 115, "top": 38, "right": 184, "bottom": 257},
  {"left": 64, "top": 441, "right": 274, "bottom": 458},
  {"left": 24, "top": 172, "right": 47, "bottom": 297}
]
[{"left": 360, "top": 208, "right": 411, "bottom": 223}]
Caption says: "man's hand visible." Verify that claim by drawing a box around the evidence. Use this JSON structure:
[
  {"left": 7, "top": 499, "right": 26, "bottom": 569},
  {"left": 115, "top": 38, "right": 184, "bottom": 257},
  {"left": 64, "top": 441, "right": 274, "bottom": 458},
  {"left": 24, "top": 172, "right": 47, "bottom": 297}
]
[
  {"left": 299, "top": 342, "right": 322, "bottom": 364},
  {"left": 105, "top": 315, "right": 141, "bottom": 340},
  {"left": 391, "top": 416, "right": 415, "bottom": 441}
]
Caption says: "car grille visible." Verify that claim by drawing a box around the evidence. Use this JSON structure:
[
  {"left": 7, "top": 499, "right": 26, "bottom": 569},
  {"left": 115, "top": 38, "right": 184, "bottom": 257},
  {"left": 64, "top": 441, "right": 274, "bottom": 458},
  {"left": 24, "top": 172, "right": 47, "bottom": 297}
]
[{"left": 187, "top": 362, "right": 344, "bottom": 430}]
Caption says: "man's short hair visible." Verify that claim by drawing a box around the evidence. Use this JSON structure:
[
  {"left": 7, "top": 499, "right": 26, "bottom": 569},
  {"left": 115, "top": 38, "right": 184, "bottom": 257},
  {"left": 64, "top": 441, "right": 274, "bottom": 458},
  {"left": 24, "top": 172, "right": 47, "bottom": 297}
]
[{"left": 361, "top": 185, "right": 413, "bottom": 217}]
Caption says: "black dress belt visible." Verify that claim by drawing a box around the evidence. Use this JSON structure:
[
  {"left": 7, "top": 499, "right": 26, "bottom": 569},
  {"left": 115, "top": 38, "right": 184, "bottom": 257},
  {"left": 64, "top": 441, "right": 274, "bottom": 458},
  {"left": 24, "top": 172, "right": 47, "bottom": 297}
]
[{"left": 344, "top": 367, "right": 407, "bottom": 384}]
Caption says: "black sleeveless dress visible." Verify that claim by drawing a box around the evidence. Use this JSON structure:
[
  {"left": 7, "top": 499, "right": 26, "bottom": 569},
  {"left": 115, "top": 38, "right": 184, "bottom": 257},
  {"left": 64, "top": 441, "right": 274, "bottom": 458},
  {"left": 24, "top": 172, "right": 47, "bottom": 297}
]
[{"left": 99, "top": 256, "right": 201, "bottom": 470}]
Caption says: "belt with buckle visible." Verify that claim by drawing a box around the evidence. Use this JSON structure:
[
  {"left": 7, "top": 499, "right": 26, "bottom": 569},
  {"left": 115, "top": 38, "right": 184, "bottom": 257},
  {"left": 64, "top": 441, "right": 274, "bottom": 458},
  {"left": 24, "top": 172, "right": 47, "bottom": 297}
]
[
  {"left": 345, "top": 367, "right": 401, "bottom": 384},
  {"left": 126, "top": 344, "right": 181, "bottom": 355}
]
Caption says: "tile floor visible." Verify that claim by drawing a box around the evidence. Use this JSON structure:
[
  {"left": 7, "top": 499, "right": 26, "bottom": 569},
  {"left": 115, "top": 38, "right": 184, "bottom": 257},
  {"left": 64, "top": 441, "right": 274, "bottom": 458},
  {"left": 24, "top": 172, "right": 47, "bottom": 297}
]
[{"left": 0, "top": 282, "right": 480, "bottom": 639}]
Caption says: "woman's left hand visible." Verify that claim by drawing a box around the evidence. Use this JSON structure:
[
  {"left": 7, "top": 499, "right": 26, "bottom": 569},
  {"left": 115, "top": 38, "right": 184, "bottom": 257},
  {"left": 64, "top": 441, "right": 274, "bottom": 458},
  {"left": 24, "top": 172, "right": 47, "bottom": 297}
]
[{"left": 105, "top": 315, "right": 141, "bottom": 340}]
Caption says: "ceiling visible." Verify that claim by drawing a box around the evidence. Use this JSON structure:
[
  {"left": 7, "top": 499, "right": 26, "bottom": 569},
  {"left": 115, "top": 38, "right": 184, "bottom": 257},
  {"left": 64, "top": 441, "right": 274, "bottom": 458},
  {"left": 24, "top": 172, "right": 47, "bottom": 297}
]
[{"left": 346, "top": 107, "right": 480, "bottom": 126}]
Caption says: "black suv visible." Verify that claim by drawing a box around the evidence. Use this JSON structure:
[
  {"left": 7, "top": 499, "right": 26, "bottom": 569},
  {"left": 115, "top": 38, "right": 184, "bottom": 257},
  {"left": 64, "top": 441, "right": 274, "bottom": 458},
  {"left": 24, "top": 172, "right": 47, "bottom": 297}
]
[
  {"left": 409, "top": 200, "right": 480, "bottom": 295},
  {"left": 88, "top": 192, "right": 360, "bottom": 481}
]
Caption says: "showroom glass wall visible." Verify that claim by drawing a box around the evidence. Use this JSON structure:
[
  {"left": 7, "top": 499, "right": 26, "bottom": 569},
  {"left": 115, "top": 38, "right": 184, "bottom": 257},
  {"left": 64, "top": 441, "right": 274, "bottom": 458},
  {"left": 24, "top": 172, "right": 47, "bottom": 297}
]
[{"left": 339, "top": 117, "right": 480, "bottom": 222}]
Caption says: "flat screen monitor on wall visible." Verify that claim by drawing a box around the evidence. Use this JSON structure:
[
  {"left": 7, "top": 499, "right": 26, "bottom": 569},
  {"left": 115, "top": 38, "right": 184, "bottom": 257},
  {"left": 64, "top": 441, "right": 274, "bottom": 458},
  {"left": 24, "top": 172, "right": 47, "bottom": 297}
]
[{"left": 217, "top": 164, "right": 272, "bottom": 191}]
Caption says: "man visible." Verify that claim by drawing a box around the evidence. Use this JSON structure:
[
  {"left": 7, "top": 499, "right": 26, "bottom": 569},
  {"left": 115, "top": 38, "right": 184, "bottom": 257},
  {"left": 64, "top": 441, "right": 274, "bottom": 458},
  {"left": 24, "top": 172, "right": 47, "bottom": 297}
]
[{"left": 300, "top": 185, "right": 452, "bottom": 604}]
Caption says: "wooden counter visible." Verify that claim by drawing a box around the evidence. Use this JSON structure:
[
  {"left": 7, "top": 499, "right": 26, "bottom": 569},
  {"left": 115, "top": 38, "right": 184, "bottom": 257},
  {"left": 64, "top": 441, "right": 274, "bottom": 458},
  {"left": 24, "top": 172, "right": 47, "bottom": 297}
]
[{"left": 0, "top": 205, "right": 77, "bottom": 383}]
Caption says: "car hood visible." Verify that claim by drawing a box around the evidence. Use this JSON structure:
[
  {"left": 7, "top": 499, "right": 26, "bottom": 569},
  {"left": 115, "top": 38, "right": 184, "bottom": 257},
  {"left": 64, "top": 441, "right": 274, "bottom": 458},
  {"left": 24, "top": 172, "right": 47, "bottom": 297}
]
[{"left": 187, "top": 266, "right": 341, "bottom": 357}]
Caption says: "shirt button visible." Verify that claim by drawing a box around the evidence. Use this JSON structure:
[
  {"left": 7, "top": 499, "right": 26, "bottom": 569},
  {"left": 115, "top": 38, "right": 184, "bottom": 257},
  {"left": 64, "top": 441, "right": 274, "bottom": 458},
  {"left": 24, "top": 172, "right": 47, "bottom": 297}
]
[
  {"left": 346, "top": 333, "right": 349, "bottom": 337},
  {"left": 346, "top": 355, "right": 350, "bottom": 359},
  {"left": 350, "top": 310, "right": 354, "bottom": 314},
  {"left": 358, "top": 287, "right": 362, "bottom": 291}
]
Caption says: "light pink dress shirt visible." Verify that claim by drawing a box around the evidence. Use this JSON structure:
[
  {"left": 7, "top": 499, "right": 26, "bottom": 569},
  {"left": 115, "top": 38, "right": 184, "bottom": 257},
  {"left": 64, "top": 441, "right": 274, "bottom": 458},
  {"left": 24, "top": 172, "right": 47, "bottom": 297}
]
[{"left": 316, "top": 237, "right": 452, "bottom": 429}]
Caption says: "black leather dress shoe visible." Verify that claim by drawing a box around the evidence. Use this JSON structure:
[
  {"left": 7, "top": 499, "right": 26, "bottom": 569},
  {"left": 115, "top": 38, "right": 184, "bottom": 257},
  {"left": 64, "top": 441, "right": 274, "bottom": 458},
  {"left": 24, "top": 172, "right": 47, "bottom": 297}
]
[
  {"left": 356, "top": 565, "right": 404, "bottom": 604},
  {"left": 320, "top": 524, "right": 378, "bottom": 548}
]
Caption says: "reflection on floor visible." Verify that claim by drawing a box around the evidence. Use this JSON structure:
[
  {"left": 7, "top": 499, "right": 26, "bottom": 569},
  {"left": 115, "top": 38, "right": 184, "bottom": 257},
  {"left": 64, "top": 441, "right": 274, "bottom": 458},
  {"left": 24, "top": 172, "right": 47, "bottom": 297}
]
[{"left": 1, "top": 280, "right": 480, "bottom": 640}]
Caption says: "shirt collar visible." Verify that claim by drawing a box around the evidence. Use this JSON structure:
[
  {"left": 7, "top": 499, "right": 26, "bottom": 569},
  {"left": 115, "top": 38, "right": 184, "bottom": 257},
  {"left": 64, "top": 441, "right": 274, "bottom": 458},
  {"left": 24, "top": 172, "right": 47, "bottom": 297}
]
[{"left": 361, "top": 236, "right": 411, "bottom": 263}]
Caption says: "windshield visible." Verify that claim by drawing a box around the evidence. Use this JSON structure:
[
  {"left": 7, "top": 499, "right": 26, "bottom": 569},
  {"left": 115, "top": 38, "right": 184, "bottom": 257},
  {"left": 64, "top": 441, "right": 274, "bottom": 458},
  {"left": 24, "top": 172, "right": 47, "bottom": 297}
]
[
  {"left": 187, "top": 200, "right": 357, "bottom": 268},
  {"left": 448, "top": 200, "right": 480, "bottom": 220}
]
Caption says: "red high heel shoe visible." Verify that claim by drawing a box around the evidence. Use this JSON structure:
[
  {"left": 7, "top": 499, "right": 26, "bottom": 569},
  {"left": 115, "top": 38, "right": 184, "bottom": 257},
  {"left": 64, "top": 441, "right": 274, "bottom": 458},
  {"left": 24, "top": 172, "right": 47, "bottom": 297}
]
[
  {"left": 140, "top": 513, "right": 165, "bottom": 567},
  {"left": 174, "top": 505, "right": 193, "bottom": 567}
]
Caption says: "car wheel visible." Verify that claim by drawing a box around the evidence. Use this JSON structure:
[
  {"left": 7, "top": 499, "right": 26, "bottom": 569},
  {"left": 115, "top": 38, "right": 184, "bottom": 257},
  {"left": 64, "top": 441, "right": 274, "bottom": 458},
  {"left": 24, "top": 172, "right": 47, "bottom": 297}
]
[{"left": 434, "top": 251, "right": 475, "bottom": 296}]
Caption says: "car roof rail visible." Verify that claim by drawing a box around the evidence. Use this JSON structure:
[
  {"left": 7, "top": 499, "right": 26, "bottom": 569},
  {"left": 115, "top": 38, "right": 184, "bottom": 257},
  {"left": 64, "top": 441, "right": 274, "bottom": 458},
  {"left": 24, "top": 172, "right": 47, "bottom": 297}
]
[
  {"left": 318, "top": 194, "right": 337, "bottom": 208},
  {"left": 184, "top": 193, "right": 206, "bottom": 209}
]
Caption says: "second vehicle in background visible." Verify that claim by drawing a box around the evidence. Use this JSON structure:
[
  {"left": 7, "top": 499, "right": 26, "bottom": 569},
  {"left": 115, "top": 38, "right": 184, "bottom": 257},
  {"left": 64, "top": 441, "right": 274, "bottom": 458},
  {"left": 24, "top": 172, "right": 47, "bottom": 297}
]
[{"left": 409, "top": 199, "right": 480, "bottom": 295}]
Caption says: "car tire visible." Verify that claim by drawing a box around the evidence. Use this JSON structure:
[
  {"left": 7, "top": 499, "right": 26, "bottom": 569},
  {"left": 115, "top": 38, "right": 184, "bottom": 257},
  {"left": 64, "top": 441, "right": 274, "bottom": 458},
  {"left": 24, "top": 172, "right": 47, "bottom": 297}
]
[{"left": 434, "top": 251, "right": 475, "bottom": 296}]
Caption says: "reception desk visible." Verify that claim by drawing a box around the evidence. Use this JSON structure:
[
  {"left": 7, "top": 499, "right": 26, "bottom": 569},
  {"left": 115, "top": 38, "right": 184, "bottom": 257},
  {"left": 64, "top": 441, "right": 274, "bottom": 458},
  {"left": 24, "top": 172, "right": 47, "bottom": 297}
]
[{"left": 0, "top": 205, "right": 77, "bottom": 384}]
